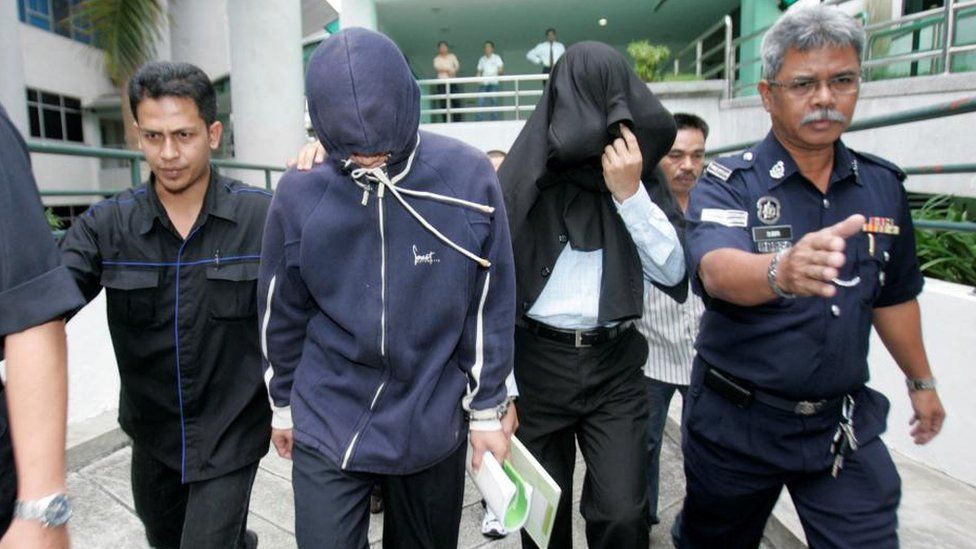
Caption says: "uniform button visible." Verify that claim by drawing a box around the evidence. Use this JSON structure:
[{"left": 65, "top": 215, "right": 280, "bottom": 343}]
[
  {"left": 743, "top": 151, "right": 754, "bottom": 161},
  {"left": 541, "top": 267, "right": 551, "bottom": 277},
  {"left": 822, "top": 198, "right": 830, "bottom": 209},
  {"left": 831, "top": 304, "right": 841, "bottom": 317},
  {"left": 558, "top": 234, "right": 568, "bottom": 243}
]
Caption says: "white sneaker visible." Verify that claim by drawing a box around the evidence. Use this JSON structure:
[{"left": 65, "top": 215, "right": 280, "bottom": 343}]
[{"left": 481, "top": 507, "right": 508, "bottom": 539}]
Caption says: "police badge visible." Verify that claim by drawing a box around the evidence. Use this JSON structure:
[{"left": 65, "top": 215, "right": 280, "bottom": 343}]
[
  {"left": 769, "top": 160, "right": 785, "bottom": 179},
  {"left": 756, "top": 196, "right": 781, "bottom": 225}
]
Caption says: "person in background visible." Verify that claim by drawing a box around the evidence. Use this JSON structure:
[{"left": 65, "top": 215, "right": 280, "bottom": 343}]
[
  {"left": 476, "top": 42, "right": 505, "bottom": 122},
  {"left": 433, "top": 40, "right": 462, "bottom": 122},
  {"left": 637, "top": 113, "right": 709, "bottom": 532},
  {"left": 526, "top": 28, "right": 565, "bottom": 74},
  {"left": 0, "top": 103, "right": 85, "bottom": 549}
]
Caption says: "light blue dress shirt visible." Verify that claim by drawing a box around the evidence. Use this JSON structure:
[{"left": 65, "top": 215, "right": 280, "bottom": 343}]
[{"left": 526, "top": 184, "right": 685, "bottom": 329}]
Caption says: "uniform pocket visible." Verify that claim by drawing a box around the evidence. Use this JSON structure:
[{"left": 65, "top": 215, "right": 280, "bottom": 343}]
[
  {"left": 101, "top": 269, "right": 160, "bottom": 327},
  {"left": 206, "top": 262, "right": 258, "bottom": 320}
]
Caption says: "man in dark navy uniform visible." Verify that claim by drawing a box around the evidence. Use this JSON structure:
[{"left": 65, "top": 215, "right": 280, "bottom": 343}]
[
  {"left": 0, "top": 104, "right": 85, "bottom": 548},
  {"left": 680, "top": 6, "right": 945, "bottom": 548}
]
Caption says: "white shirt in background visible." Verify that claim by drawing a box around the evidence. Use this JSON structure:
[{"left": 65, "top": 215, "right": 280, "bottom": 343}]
[{"left": 477, "top": 53, "right": 504, "bottom": 85}]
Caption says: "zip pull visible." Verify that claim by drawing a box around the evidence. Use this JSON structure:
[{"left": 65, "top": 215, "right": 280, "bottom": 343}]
[
  {"left": 214, "top": 250, "right": 221, "bottom": 269},
  {"left": 361, "top": 188, "right": 370, "bottom": 207}
]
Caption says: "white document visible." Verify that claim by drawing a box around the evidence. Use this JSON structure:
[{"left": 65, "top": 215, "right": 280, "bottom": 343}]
[
  {"left": 466, "top": 436, "right": 561, "bottom": 545},
  {"left": 466, "top": 444, "right": 533, "bottom": 531}
]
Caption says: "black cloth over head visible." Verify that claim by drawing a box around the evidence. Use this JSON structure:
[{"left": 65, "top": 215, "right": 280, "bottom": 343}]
[{"left": 498, "top": 41, "right": 687, "bottom": 324}]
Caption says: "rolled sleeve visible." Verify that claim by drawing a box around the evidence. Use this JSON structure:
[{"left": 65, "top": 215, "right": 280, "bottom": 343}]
[
  {"left": 614, "top": 184, "right": 685, "bottom": 286},
  {"left": 0, "top": 107, "right": 85, "bottom": 338}
]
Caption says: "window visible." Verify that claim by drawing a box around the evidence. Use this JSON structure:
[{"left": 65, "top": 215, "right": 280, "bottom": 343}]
[
  {"left": 17, "top": 0, "right": 94, "bottom": 45},
  {"left": 27, "top": 88, "right": 84, "bottom": 143},
  {"left": 98, "top": 117, "right": 129, "bottom": 168}
]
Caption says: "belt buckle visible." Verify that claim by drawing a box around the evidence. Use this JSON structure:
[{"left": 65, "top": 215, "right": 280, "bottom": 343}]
[
  {"left": 574, "top": 329, "right": 591, "bottom": 348},
  {"left": 794, "top": 400, "right": 822, "bottom": 416}
]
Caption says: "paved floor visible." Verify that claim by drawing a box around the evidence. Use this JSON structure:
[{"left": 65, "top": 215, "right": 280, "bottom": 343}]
[{"left": 68, "top": 429, "right": 689, "bottom": 548}]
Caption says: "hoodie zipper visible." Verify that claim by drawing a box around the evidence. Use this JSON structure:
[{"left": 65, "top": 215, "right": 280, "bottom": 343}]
[{"left": 341, "top": 182, "right": 388, "bottom": 470}]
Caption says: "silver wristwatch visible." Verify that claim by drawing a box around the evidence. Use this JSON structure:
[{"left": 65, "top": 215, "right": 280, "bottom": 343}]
[
  {"left": 13, "top": 492, "right": 72, "bottom": 527},
  {"left": 767, "top": 249, "right": 796, "bottom": 299},
  {"left": 469, "top": 399, "right": 511, "bottom": 422},
  {"left": 906, "top": 377, "right": 937, "bottom": 392}
]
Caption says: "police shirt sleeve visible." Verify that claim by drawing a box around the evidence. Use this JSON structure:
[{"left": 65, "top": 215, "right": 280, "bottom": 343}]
[
  {"left": 874, "top": 186, "right": 924, "bottom": 308},
  {"left": 0, "top": 108, "right": 85, "bottom": 337},
  {"left": 685, "top": 161, "right": 752, "bottom": 296}
]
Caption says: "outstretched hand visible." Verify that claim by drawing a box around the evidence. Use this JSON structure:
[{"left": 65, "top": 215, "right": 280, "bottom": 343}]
[{"left": 776, "top": 214, "right": 865, "bottom": 298}]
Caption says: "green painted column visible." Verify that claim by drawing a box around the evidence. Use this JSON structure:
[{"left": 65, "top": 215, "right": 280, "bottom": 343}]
[{"left": 739, "top": 0, "right": 781, "bottom": 95}]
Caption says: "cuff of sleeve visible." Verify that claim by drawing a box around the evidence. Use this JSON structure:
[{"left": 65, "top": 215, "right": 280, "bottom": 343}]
[
  {"left": 505, "top": 371, "right": 519, "bottom": 398},
  {"left": 0, "top": 266, "right": 86, "bottom": 337},
  {"left": 469, "top": 419, "right": 502, "bottom": 432},
  {"left": 613, "top": 182, "right": 654, "bottom": 212},
  {"left": 271, "top": 406, "right": 293, "bottom": 430}
]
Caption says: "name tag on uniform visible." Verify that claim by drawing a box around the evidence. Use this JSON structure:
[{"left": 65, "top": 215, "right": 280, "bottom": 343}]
[{"left": 752, "top": 225, "right": 793, "bottom": 253}]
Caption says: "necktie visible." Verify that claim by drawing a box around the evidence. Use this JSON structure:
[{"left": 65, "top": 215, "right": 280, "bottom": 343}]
[{"left": 549, "top": 43, "right": 554, "bottom": 68}]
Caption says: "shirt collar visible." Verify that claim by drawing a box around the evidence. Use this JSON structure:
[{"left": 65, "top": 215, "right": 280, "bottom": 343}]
[
  {"left": 759, "top": 131, "right": 861, "bottom": 190},
  {"left": 138, "top": 166, "right": 232, "bottom": 235}
]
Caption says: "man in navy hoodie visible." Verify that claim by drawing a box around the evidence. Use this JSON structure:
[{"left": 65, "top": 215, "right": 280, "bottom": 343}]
[{"left": 259, "top": 28, "right": 516, "bottom": 548}]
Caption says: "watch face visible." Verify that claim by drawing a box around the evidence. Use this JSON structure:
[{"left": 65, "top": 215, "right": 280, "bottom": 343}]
[{"left": 43, "top": 494, "right": 72, "bottom": 527}]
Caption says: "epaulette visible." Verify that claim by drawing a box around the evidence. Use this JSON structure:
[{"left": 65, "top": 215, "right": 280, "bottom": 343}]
[
  {"left": 703, "top": 149, "right": 756, "bottom": 182},
  {"left": 850, "top": 149, "right": 907, "bottom": 182}
]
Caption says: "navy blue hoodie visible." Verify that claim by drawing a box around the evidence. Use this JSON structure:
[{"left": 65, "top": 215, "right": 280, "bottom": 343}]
[{"left": 258, "top": 28, "right": 516, "bottom": 474}]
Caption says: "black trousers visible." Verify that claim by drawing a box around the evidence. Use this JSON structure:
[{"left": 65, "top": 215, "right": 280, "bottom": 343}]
[
  {"left": 434, "top": 83, "right": 463, "bottom": 122},
  {"left": 292, "top": 439, "right": 466, "bottom": 549},
  {"left": 130, "top": 443, "right": 259, "bottom": 549},
  {"left": 515, "top": 325, "right": 650, "bottom": 549},
  {"left": 0, "top": 390, "right": 15, "bottom": 537}
]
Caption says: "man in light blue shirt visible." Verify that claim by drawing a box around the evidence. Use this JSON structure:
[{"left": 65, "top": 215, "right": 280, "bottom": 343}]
[{"left": 499, "top": 42, "right": 685, "bottom": 549}]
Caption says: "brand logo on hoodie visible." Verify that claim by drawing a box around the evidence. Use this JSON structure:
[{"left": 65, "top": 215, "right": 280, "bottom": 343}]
[{"left": 413, "top": 245, "right": 441, "bottom": 266}]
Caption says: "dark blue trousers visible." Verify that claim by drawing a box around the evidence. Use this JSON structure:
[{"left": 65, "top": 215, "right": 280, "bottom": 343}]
[{"left": 678, "top": 363, "right": 900, "bottom": 549}]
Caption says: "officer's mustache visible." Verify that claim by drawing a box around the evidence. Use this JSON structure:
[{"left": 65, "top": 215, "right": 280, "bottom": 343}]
[{"left": 801, "top": 108, "right": 847, "bottom": 125}]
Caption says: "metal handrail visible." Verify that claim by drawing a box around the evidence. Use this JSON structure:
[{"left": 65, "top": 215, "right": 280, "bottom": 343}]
[
  {"left": 673, "top": 16, "right": 732, "bottom": 79},
  {"left": 417, "top": 73, "right": 549, "bottom": 122},
  {"left": 707, "top": 96, "right": 976, "bottom": 155},
  {"left": 29, "top": 141, "right": 286, "bottom": 193}
]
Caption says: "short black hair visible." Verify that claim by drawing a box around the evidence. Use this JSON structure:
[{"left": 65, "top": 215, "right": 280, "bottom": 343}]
[
  {"left": 128, "top": 61, "right": 217, "bottom": 125},
  {"left": 484, "top": 40, "right": 495, "bottom": 48},
  {"left": 673, "top": 112, "right": 709, "bottom": 140},
  {"left": 545, "top": 28, "right": 556, "bottom": 35},
  {"left": 437, "top": 40, "right": 449, "bottom": 48},
  {"left": 486, "top": 149, "right": 507, "bottom": 159}
]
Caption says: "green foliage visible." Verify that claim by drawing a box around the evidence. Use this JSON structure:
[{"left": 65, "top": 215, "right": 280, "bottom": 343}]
[
  {"left": 913, "top": 194, "right": 976, "bottom": 287},
  {"left": 45, "top": 208, "right": 64, "bottom": 230},
  {"left": 626, "top": 41, "right": 671, "bottom": 82},
  {"left": 73, "top": 0, "right": 166, "bottom": 84}
]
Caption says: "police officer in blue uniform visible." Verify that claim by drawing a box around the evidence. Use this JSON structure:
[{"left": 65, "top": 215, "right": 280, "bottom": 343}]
[{"left": 680, "top": 6, "right": 946, "bottom": 548}]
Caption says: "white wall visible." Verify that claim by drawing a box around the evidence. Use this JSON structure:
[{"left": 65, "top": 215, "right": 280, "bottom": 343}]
[
  {"left": 168, "top": 0, "right": 231, "bottom": 79},
  {"left": 66, "top": 292, "right": 121, "bottom": 425},
  {"left": 869, "top": 279, "right": 976, "bottom": 486},
  {"left": 20, "top": 23, "right": 115, "bottom": 202}
]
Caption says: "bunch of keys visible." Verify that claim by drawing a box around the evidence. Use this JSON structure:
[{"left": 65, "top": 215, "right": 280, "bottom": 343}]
[{"left": 830, "top": 395, "right": 859, "bottom": 478}]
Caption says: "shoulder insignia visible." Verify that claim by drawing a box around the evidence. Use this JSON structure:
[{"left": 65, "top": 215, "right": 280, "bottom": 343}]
[{"left": 705, "top": 161, "right": 733, "bottom": 181}]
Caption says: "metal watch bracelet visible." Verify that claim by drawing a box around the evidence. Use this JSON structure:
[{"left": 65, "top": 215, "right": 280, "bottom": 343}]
[
  {"left": 906, "top": 377, "right": 937, "bottom": 391},
  {"left": 767, "top": 249, "right": 796, "bottom": 299}
]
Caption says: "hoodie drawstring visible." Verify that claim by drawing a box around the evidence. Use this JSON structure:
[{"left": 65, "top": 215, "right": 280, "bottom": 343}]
[{"left": 345, "top": 135, "right": 494, "bottom": 268}]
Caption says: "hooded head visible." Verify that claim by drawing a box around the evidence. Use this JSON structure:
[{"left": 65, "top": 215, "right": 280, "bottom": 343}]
[{"left": 305, "top": 28, "right": 420, "bottom": 167}]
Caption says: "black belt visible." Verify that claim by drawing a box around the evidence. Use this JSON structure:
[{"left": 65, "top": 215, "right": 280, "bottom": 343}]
[
  {"left": 703, "top": 367, "right": 844, "bottom": 416},
  {"left": 517, "top": 316, "right": 634, "bottom": 348}
]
